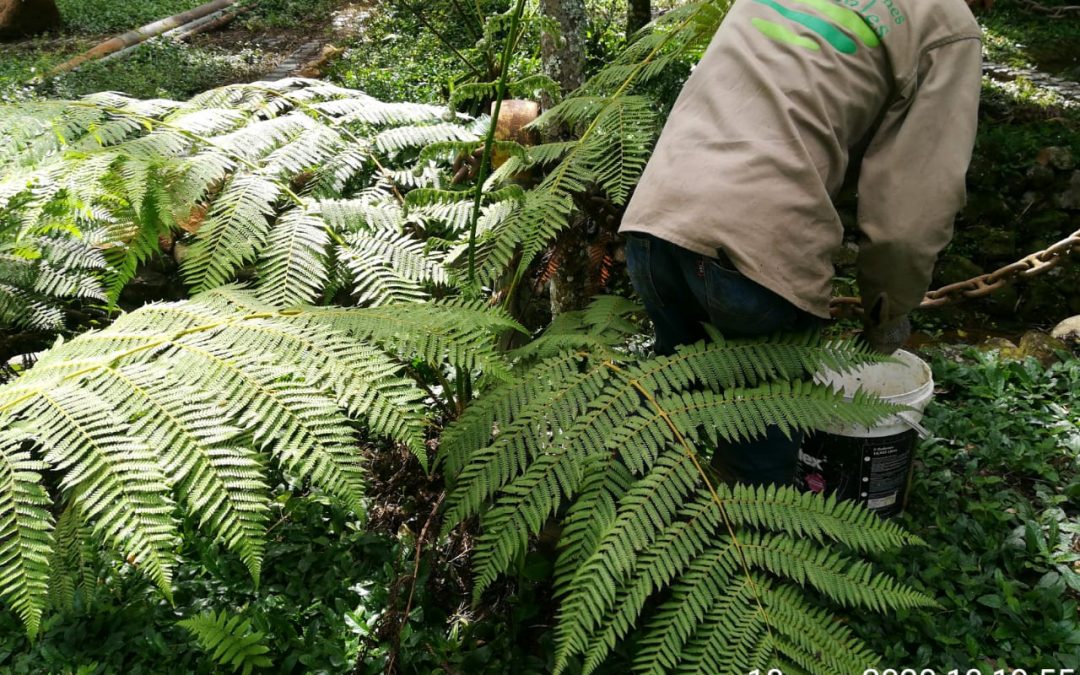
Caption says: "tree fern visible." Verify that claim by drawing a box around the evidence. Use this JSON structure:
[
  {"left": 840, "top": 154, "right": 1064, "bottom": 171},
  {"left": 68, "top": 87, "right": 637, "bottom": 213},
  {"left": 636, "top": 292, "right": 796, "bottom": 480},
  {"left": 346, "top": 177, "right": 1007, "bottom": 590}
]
[
  {"left": 0, "top": 287, "right": 516, "bottom": 635},
  {"left": 442, "top": 302, "right": 933, "bottom": 673},
  {"left": 178, "top": 609, "right": 272, "bottom": 674},
  {"left": 460, "top": 0, "right": 732, "bottom": 293}
]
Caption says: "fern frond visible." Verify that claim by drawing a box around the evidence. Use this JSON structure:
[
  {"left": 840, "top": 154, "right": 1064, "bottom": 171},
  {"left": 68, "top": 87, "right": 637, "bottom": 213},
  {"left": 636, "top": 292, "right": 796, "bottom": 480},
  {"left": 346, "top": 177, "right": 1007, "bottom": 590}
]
[
  {"left": 319, "top": 198, "right": 405, "bottom": 233},
  {"left": 374, "top": 123, "right": 478, "bottom": 155},
  {"left": 1, "top": 83, "right": 475, "bottom": 328},
  {"left": 443, "top": 330, "right": 929, "bottom": 674},
  {"left": 178, "top": 609, "right": 273, "bottom": 674},
  {"left": 182, "top": 174, "right": 281, "bottom": 292},
  {"left": 47, "top": 503, "right": 97, "bottom": 614},
  {"left": 336, "top": 229, "right": 447, "bottom": 306},
  {"left": 0, "top": 288, "right": 499, "bottom": 628},
  {"left": 18, "top": 386, "right": 178, "bottom": 598},
  {"left": 92, "top": 365, "right": 269, "bottom": 581},
  {"left": 0, "top": 432, "right": 52, "bottom": 639},
  {"left": 305, "top": 298, "right": 521, "bottom": 380}
]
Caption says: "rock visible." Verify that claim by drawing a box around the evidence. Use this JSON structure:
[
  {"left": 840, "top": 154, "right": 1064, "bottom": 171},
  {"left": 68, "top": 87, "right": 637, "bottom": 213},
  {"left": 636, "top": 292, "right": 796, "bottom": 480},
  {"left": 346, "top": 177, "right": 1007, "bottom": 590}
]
[
  {"left": 962, "top": 193, "right": 1012, "bottom": 223},
  {"left": 1017, "top": 330, "right": 1067, "bottom": 366},
  {"left": 969, "top": 227, "right": 1017, "bottom": 261},
  {"left": 172, "top": 240, "right": 191, "bottom": 265},
  {"left": 978, "top": 337, "right": 1017, "bottom": 354},
  {"left": 296, "top": 44, "right": 344, "bottom": 79},
  {"left": 0, "top": 0, "right": 61, "bottom": 39},
  {"left": 933, "top": 255, "right": 983, "bottom": 287},
  {"left": 1024, "top": 163, "right": 1057, "bottom": 189},
  {"left": 1036, "top": 146, "right": 1076, "bottom": 171},
  {"left": 1051, "top": 316, "right": 1080, "bottom": 344},
  {"left": 1055, "top": 171, "right": 1080, "bottom": 211},
  {"left": 1027, "top": 209, "right": 1071, "bottom": 238},
  {"left": 983, "top": 284, "right": 1020, "bottom": 318}
]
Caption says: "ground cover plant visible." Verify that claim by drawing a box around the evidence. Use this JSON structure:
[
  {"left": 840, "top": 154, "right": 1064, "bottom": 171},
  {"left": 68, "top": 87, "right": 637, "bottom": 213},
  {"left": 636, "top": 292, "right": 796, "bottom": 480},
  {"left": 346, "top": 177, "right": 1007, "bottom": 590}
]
[{"left": 855, "top": 348, "right": 1080, "bottom": 670}]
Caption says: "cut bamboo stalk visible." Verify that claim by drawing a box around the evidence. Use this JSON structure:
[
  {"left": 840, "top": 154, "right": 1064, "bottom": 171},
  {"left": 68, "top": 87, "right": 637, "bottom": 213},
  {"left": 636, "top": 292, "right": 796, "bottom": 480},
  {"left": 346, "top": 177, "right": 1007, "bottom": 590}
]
[
  {"left": 175, "top": 5, "right": 249, "bottom": 41},
  {"left": 47, "top": 0, "right": 238, "bottom": 77},
  {"left": 90, "top": 5, "right": 250, "bottom": 69}
]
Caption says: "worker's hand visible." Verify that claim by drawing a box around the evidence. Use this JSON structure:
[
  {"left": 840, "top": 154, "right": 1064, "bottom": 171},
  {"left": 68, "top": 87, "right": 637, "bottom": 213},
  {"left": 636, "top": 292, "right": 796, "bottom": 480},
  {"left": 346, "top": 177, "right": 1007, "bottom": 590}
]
[{"left": 862, "top": 314, "right": 911, "bottom": 355}]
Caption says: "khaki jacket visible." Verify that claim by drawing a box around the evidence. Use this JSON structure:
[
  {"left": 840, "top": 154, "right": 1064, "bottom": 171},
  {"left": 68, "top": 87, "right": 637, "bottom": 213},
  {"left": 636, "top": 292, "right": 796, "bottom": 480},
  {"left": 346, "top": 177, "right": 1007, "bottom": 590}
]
[{"left": 620, "top": 0, "right": 983, "bottom": 320}]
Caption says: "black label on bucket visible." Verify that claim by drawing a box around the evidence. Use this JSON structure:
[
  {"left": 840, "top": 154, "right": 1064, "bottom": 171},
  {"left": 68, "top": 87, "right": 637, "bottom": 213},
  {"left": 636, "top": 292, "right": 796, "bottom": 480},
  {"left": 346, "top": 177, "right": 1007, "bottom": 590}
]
[{"left": 796, "top": 429, "right": 917, "bottom": 518}]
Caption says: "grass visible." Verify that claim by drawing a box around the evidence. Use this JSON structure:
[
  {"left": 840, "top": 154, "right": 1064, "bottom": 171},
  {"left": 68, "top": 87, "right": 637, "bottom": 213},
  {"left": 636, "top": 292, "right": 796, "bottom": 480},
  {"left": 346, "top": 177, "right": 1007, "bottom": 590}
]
[
  {"left": 981, "top": 0, "right": 1080, "bottom": 79},
  {"left": 855, "top": 349, "right": 1080, "bottom": 670},
  {"left": 42, "top": 38, "right": 273, "bottom": 101},
  {"left": 0, "top": 0, "right": 348, "bottom": 102},
  {"left": 55, "top": 0, "right": 207, "bottom": 34}
]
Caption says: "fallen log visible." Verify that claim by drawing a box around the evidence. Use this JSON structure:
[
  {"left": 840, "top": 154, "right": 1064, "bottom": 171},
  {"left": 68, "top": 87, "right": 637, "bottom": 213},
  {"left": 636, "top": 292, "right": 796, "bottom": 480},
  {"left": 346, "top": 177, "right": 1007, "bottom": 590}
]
[
  {"left": 47, "top": 0, "right": 238, "bottom": 77},
  {"left": 174, "top": 4, "right": 250, "bottom": 41},
  {"left": 90, "top": 4, "right": 251, "bottom": 70}
]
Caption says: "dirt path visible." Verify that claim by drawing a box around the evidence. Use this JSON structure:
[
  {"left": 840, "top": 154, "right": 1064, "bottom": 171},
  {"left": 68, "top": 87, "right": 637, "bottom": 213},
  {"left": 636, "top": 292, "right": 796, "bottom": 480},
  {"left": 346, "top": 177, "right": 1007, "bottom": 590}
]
[{"left": 258, "top": 1, "right": 372, "bottom": 80}]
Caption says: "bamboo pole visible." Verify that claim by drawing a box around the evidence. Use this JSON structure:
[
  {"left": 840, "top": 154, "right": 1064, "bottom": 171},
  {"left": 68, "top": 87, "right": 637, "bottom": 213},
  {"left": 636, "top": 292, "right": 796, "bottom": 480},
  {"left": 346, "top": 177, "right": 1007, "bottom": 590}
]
[
  {"left": 47, "top": 0, "right": 239, "bottom": 77},
  {"left": 91, "top": 5, "right": 251, "bottom": 69}
]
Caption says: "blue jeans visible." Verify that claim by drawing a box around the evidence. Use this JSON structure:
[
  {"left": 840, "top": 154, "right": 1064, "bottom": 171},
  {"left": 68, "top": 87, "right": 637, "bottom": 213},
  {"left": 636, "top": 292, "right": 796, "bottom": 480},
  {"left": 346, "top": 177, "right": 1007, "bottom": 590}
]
[{"left": 624, "top": 232, "right": 821, "bottom": 486}]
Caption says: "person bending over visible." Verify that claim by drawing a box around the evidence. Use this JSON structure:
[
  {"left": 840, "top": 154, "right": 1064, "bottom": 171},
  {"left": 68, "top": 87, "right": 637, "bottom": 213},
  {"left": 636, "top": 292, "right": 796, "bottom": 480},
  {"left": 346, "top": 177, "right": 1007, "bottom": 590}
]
[{"left": 620, "top": 0, "right": 987, "bottom": 485}]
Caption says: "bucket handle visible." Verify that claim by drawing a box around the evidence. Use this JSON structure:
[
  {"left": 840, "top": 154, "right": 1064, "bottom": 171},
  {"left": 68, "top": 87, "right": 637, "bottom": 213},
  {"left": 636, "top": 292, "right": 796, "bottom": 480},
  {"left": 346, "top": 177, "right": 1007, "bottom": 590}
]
[{"left": 898, "top": 412, "right": 931, "bottom": 440}]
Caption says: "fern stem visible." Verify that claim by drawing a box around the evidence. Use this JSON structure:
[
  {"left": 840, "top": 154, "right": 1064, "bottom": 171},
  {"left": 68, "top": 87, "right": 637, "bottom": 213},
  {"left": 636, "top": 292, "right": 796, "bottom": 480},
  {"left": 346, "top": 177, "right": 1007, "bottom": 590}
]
[
  {"left": 600, "top": 359, "right": 776, "bottom": 643},
  {"left": 466, "top": 0, "right": 529, "bottom": 286}
]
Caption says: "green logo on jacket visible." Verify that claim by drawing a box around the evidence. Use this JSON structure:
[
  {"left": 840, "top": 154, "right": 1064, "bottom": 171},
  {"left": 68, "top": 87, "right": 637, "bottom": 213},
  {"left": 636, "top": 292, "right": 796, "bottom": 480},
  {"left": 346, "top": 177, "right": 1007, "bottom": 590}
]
[{"left": 751, "top": 0, "right": 889, "bottom": 54}]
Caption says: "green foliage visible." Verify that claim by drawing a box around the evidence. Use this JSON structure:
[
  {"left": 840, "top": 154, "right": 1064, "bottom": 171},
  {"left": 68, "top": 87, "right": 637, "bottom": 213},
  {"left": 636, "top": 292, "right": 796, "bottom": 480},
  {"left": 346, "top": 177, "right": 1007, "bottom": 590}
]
[
  {"left": 55, "top": 0, "right": 206, "bottom": 34},
  {"left": 980, "top": 0, "right": 1080, "bottom": 77},
  {"left": 443, "top": 301, "right": 934, "bottom": 673},
  {"left": 0, "top": 80, "right": 475, "bottom": 329},
  {"left": 44, "top": 39, "right": 273, "bottom": 102},
  {"left": 239, "top": 0, "right": 340, "bottom": 31},
  {"left": 178, "top": 610, "right": 272, "bottom": 674},
  {"left": 0, "top": 287, "right": 515, "bottom": 636},
  {"left": 855, "top": 349, "right": 1080, "bottom": 669}
]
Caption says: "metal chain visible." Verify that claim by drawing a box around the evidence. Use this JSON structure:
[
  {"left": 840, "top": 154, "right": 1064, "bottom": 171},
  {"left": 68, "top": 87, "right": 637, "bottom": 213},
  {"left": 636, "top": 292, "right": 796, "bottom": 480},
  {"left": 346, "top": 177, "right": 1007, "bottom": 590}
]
[{"left": 830, "top": 228, "right": 1080, "bottom": 316}]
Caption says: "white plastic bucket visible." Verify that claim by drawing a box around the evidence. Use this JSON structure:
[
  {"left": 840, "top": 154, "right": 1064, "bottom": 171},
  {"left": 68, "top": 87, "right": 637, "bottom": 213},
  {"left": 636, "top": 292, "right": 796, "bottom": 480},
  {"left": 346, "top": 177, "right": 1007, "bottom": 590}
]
[{"left": 796, "top": 350, "right": 934, "bottom": 518}]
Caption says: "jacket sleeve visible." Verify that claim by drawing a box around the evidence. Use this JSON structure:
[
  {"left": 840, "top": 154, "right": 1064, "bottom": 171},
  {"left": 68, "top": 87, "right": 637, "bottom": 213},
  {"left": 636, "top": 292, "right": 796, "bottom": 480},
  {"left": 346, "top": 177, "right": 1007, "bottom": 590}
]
[{"left": 856, "top": 37, "right": 982, "bottom": 323}]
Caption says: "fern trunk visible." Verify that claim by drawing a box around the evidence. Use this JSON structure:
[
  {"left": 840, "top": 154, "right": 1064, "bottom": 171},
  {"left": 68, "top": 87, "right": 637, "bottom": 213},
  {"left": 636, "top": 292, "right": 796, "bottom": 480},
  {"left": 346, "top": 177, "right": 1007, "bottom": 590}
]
[
  {"left": 540, "top": 0, "right": 595, "bottom": 314},
  {"left": 539, "top": 0, "right": 586, "bottom": 108}
]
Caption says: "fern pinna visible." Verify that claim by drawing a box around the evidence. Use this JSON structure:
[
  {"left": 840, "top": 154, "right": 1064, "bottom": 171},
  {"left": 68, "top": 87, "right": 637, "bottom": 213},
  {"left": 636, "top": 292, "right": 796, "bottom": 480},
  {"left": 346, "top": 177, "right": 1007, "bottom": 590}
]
[
  {"left": 0, "top": 287, "right": 517, "bottom": 638},
  {"left": 441, "top": 299, "right": 935, "bottom": 674}
]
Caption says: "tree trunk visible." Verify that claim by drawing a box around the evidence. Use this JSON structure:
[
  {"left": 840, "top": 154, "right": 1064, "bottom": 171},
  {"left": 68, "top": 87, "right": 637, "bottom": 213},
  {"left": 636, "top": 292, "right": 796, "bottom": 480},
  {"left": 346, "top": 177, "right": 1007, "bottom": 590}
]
[
  {"left": 627, "top": 0, "right": 652, "bottom": 37},
  {"left": 540, "top": 0, "right": 595, "bottom": 315},
  {"left": 0, "top": 0, "right": 61, "bottom": 39}
]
